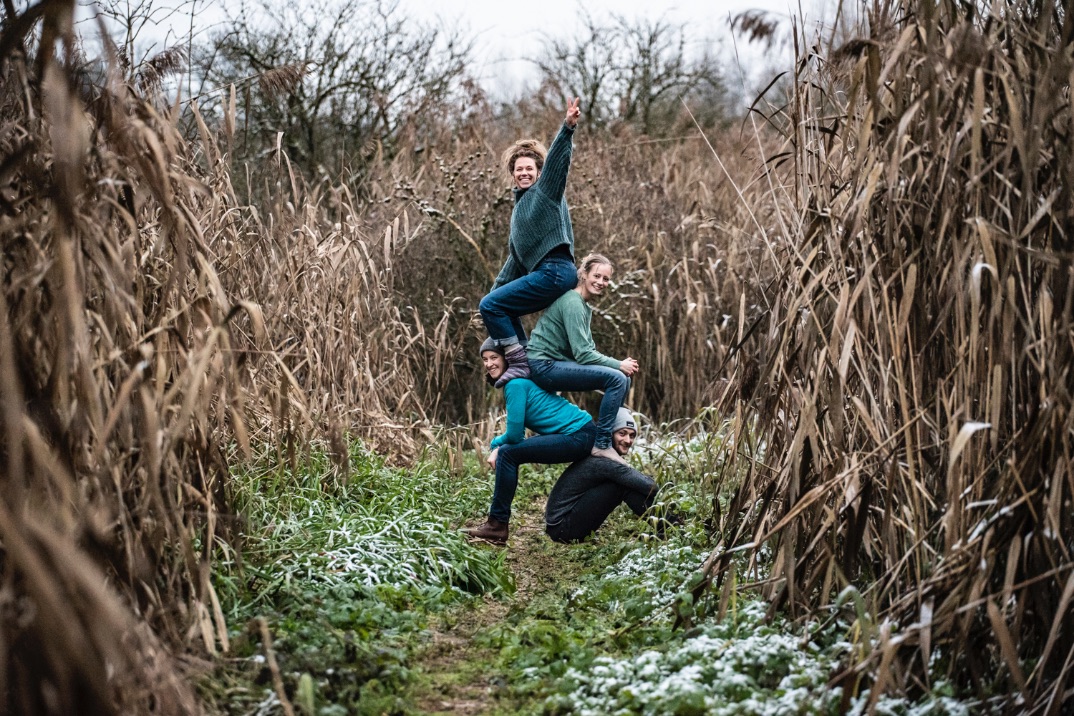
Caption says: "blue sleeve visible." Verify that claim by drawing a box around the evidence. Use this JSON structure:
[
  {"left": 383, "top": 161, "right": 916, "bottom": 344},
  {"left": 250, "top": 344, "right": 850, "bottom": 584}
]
[
  {"left": 535, "top": 122, "right": 574, "bottom": 204},
  {"left": 491, "top": 382, "right": 527, "bottom": 447}
]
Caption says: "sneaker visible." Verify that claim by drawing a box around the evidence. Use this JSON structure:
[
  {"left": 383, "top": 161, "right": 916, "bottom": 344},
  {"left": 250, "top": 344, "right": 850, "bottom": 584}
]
[
  {"left": 463, "top": 517, "right": 509, "bottom": 544},
  {"left": 494, "top": 344, "right": 530, "bottom": 388}
]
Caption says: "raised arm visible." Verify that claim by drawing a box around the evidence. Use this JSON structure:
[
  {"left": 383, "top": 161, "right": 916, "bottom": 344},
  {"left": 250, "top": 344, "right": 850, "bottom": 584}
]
[
  {"left": 564, "top": 97, "right": 580, "bottom": 128},
  {"left": 536, "top": 98, "right": 581, "bottom": 203}
]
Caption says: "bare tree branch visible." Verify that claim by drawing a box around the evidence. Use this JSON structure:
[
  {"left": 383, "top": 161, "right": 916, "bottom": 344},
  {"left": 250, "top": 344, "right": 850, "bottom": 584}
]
[
  {"left": 194, "top": 0, "right": 473, "bottom": 184},
  {"left": 532, "top": 12, "right": 731, "bottom": 135}
]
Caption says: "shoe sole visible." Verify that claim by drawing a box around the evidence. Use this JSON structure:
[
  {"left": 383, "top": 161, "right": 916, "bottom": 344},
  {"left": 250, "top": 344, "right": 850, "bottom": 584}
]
[{"left": 464, "top": 534, "right": 508, "bottom": 545}]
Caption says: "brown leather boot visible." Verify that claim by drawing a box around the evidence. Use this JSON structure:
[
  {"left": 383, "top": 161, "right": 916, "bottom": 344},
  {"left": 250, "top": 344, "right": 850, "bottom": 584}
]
[{"left": 463, "top": 517, "right": 509, "bottom": 544}]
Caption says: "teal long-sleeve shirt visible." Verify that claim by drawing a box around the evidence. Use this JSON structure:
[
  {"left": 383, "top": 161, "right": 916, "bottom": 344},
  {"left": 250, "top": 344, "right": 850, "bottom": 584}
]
[
  {"left": 492, "top": 122, "right": 576, "bottom": 290},
  {"left": 489, "top": 379, "right": 593, "bottom": 449},
  {"left": 527, "top": 291, "right": 620, "bottom": 369}
]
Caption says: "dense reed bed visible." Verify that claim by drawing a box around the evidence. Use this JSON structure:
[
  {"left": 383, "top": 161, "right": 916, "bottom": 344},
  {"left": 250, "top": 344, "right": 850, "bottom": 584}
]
[
  {"left": 701, "top": 0, "right": 1074, "bottom": 710},
  {"left": 0, "top": 3, "right": 765, "bottom": 710},
  {"left": 0, "top": 1, "right": 249, "bottom": 712},
  {"left": 2, "top": 0, "right": 1072, "bottom": 711},
  {"left": 211, "top": 110, "right": 770, "bottom": 432}
]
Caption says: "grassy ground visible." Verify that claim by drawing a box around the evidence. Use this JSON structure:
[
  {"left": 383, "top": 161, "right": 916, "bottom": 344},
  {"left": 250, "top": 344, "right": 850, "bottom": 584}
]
[
  {"left": 199, "top": 437, "right": 974, "bottom": 715},
  {"left": 408, "top": 498, "right": 588, "bottom": 715}
]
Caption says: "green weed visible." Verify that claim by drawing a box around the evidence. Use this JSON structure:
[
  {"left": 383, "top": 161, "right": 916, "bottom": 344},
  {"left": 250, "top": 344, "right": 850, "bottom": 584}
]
[
  {"left": 203, "top": 433, "right": 977, "bottom": 715},
  {"left": 203, "top": 442, "right": 513, "bottom": 714}
]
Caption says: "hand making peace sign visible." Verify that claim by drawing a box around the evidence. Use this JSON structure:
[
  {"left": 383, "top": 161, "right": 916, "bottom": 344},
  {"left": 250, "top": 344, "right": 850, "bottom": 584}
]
[{"left": 565, "top": 97, "right": 581, "bottom": 128}]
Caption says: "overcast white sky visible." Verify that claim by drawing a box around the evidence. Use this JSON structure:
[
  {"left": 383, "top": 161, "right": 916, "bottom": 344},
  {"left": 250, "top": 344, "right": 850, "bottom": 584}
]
[
  {"left": 79, "top": 0, "right": 830, "bottom": 100},
  {"left": 396, "top": 0, "right": 822, "bottom": 97}
]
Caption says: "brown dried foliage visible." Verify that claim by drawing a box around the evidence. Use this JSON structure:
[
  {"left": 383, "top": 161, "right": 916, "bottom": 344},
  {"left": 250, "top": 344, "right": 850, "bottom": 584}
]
[
  {"left": 342, "top": 117, "right": 774, "bottom": 426},
  {"left": 695, "top": 0, "right": 1074, "bottom": 710},
  {"left": 0, "top": 2, "right": 248, "bottom": 712},
  {"left": 0, "top": 0, "right": 474, "bottom": 703},
  {"left": 7, "top": 0, "right": 1072, "bottom": 709},
  {"left": 0, "top": 0, "right": 782, "bottom": 709}
]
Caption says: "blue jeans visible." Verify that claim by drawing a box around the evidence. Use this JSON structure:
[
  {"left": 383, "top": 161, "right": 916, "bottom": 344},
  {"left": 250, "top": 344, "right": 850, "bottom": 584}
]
[
  {"left": 530, "top": 360, "right": 630, "bottom": 449},
  {"left": 489, "top": 421, "right": 596, "bottom": 523},
  {"left": 479, "top": 257, "right": 578, "bottom": 346}
]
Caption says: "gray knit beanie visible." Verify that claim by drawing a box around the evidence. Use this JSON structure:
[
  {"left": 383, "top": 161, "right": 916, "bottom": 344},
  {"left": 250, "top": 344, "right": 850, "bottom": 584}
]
[
  {"left": 479, "top": 337, "right": 504, "bottom": 358},
  {"left": 612, "top": 408, "right": 636, "bottom": 433}
]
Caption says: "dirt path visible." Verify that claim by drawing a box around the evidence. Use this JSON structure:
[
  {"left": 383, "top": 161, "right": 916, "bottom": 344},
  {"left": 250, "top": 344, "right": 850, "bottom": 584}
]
[{"left": 411, "top": 501, "right": 573, "bottom": 715}]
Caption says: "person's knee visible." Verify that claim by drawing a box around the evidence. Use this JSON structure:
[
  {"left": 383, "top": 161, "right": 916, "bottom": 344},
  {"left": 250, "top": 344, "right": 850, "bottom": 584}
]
[
  {"left": 497, "top": 445, "right": 521, "bottom": 468},
  {"left": 609, "top": 371, "right": 630, "bottom": 391},
  {"left": 545, "top": 526, "right": 569, "bottom": 544},
  {"left": 545, "top": 525, "right": 581, "bottom": 544},
  {"left": 478, "top": 293, "right": 496, "bottom": 317}
]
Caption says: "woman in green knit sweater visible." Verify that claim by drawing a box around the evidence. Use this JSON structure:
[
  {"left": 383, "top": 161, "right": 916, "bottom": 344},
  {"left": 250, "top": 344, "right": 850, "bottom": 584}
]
[
  {"left": 527, "top": 254, "right": 639, "bottom": 463},
  {"left": 478, "top": 99, "right": 583, "bottom": 388}
]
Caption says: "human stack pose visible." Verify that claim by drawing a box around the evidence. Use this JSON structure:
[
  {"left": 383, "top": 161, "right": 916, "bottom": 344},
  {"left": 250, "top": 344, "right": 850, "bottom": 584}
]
[{"left": 463, "top": 100, "right": 665, "bottom": 546}]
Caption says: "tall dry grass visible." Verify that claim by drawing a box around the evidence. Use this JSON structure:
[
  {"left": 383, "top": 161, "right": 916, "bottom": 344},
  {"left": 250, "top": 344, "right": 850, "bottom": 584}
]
[
  {"left": 331, "top": 113, "right": 774, "bottom": 424},
  {"left": 5, "top": 6, "right": 766, "bottom": 706},
  {"left": 189, "top": 100, "right": 774, "bottom": 438},
  {"left": 0, "top": 2, "right": 262, "bottom": 711},
  {"left": 695, "top": 0, "right": 1074, "bottom": 710},
  {"left": 1, "top": 0, "right": 481, "bottom": 704}
]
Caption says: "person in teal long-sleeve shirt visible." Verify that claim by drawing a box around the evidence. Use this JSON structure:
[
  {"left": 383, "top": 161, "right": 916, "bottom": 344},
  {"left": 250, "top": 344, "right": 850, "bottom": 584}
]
[
  {"left": 528, "top": 254, "right": 639, "bottom": 463},
  {"left": 478, "top": 98, "right": 584, "bottom": 388},
  {"left": 463, "top": 339, "right": 596, "bottom": 545}
]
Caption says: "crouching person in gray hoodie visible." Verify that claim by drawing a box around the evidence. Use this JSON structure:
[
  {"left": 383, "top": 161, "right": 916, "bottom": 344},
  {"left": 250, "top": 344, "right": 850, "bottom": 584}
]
[{"left": 545, "top": 408, "right": 673, "bottom": 543}]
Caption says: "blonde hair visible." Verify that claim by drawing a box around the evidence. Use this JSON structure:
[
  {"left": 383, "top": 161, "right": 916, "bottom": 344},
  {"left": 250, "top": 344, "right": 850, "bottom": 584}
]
[
  {"left": 502, "top": 138, "right": 547, "bottom": 176},
  {"left": 577, "top": 253, "right": 613, "bottom": 281}
]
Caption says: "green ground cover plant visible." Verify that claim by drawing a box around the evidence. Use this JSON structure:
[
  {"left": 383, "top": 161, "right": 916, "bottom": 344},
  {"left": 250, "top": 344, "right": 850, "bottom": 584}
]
[
  {"left": 479, "top": 534, "right": 985, "bottom": 716},
  {"left": 200, "top": 431, "right": 981, "bottom": 715},
  {"left": 203, "top": 443, "right": 512, "bottom": 713},
  {"left": 4, "top": 0, "right": 1071, "bottom": 710}
]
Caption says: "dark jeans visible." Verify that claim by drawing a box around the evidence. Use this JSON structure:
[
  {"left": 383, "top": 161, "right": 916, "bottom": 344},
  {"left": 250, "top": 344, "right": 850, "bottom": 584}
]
[
  {"left": 489, "top": 422, "right": 595, "bottom": 523},
  {"left": 479, "top": 256, "right": 578, "bottom": 346},
  {"left": 545, "top": 462, "right": 657, "bottom": 543},
  {"left": 530, "top": 360, "right": 630, "bottom": 449}
]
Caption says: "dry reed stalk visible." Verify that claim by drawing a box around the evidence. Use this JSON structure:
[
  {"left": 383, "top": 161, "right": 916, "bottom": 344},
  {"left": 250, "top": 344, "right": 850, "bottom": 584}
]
[
  {"left": 691, "top": 0, "right": 1074, "bottom": 709},
  {"left": 0, "top": 2, "right": 273, "bottom": 711},
  {"left": 175, "top": 65, "right": 780, "bottom": 427},
  {"left": 327, "top": 113, "right": 776, "bottom": 425},
  {"left": 0, "top": 0, "right": 789, "bottom": 711}
]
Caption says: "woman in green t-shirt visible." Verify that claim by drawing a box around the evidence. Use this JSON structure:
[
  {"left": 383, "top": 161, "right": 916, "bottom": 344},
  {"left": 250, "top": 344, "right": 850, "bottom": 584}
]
[{"left": 527, "top": 254, "right": 639, "bottom": 464}]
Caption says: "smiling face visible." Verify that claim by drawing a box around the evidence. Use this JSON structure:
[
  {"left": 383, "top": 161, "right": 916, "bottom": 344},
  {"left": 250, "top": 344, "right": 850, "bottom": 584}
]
[
  {"left": 612, "top": 427, "right": 636, "bottom": 455},
  {"left": 512, "top": 157, "right": 540, "bottom": 190},
  {"left": 482, "top": 350, "right": 506, "bottom": 381},
  {"left": 577, "top": 262, "right": 613, "bottom": 301}
]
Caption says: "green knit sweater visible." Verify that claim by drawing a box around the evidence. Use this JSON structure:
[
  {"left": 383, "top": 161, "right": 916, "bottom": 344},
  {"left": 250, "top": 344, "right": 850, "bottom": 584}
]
[
  {"left": 527, "top": 291, "right": 620, "bottom": 369},
  {"left": 492, "top": 122, "right": 576, "bottom": 290}
]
